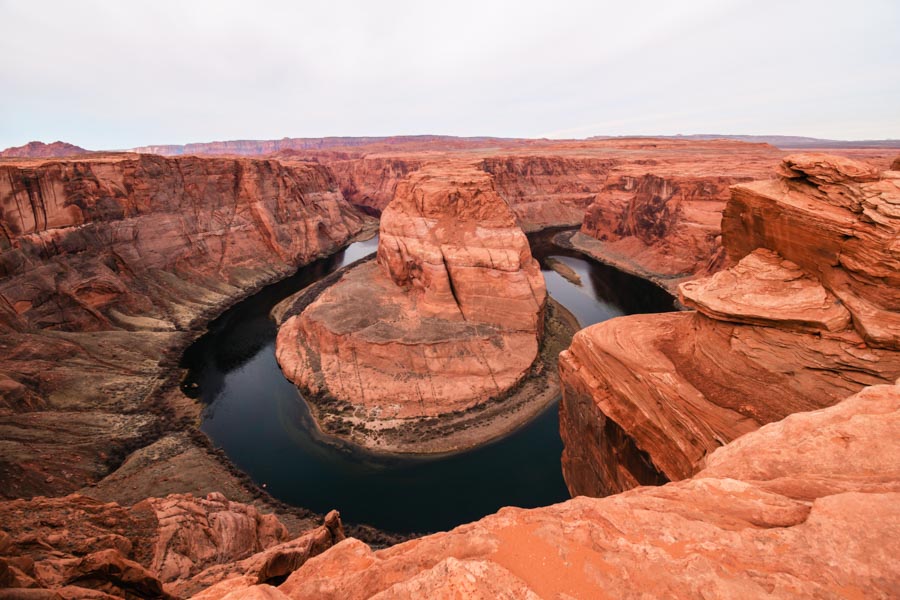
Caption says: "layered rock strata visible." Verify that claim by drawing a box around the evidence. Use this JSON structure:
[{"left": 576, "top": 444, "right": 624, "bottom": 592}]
[
  {"left": 724, "top": 152, "right": 900, "bottom": 349},
  {"left": 275, "top": 163, "right": 548, "bottom": 451},
  {"left": 0, "top": 492, "right": 345, "bottom": 598},
  {"left": 0, "top": 154, "right": 368, "bottom": 499},
  {"left": 558, "top": 154, "right": 900, "bottom": 498},
  {"left": 179, "top": 380, "right": 900, "bottom": 598}
]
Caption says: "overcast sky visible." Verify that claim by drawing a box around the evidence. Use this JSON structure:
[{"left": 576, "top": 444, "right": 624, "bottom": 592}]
[{"left": 1, "top": 0, "right": 898, "bottom": 149}]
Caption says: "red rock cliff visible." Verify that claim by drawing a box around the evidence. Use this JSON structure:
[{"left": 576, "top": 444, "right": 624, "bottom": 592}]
[
  {"left": 0, "top": 153, "right": 367, "bottom": 498},
  {"left": 558, "top": 154, "right": 900, "bottom": 498}
]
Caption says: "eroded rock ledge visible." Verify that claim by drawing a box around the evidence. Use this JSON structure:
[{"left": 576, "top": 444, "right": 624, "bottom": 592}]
[
  {"left": 275, "top": 163, "right": 554, "bottom": 453},
  {"left": 558, "top": 154, "right": 900, "bottom": 498}
]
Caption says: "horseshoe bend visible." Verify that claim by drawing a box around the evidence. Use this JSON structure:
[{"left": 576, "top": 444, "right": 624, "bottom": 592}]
[
  {"left": 1, "top": 6, "right": 899, "bottom": 593},
  {"left": 1, "top": 139, "right": 898, "bottom": 597}
]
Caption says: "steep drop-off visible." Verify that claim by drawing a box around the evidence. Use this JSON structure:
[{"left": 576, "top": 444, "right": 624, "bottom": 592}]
[
  {"left": 0, "top": 153, "right": 369, "bottom": 501},
  {"left": 168, "top": 380, "right": 900, "bottom": 598},
  {"left": 558, "top": 154, "right": 900, "bottom": 498}
]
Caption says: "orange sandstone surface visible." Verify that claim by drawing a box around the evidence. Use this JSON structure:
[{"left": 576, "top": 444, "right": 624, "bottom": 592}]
[
  {"left": 138, "top": 379, "right": 899, "bottom": 599},
  {"left": 558, "top": 154, "right": 900, "bottom": 498}
]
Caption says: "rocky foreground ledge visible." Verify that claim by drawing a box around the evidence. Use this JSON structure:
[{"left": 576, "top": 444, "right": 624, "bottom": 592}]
[{"left": 4, "top": 379, "right": 883, "bottom": 598}]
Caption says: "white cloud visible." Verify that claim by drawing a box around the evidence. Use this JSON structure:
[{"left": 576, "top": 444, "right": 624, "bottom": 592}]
[{"left": 1, "top": 0, "right": 898, "bottom": 148}]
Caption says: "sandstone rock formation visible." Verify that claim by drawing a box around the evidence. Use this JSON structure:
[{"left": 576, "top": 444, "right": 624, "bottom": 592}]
[
  {"left": 0, "top": 153, "right": 368, "bottom": 500},
  {"left": 275, "top": 163, "right": 547, "bottom": 451},
  {"left": 189, "top": 380, "right": 900, "bottom": 598},
  {"left": 0, "top": 141, "right": 90, "bottom": 158},
  {"left": 724, "top": 152, "right": 900, "bottom": 349},
  {"left": 567, "top": 141, "right": 786, "bottom": 292},
  {"left": 558, "top": 154, "right": 900, "bottom": 498},
  {"left": 0, "top": 492, "right": 345, "bottom": 598}
]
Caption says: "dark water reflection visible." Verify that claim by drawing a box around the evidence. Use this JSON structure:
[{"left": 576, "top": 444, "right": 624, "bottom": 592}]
[{"left": 181, "top": 230, "right": 673, "bottom": 533}]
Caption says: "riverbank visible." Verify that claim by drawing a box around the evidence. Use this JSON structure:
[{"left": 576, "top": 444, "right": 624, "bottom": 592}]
[
  {"left": 273, "top": 262, "right": 579, "bottom": 454},
  {"left": 555, "top": 229, "right": 688, "bottom": 299}
]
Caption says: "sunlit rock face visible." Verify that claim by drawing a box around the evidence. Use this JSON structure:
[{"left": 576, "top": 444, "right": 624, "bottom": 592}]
[
  {"left": 276, "top": 162, "right": 546, "bottom": 420},
  {"left": 226, "top": 381, "right": 900, "bottom": 599},
  {"left": 558, "top": 154, "right": 900, "bottom": 498}
]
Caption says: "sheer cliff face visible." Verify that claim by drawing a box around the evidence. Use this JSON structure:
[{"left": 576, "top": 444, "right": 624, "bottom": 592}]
[
  {"left": 325, "top": 157, "right": 426, "bottom": 215},
  {"left": 0, "top": 154, "right": 365, "bottom": 333},
  {"left": 0, "top": 154, "right": 367, "bottom": 498},
  {"left": 558, "top": 154, "right": 900, "bottom": 498},
  {"left": 276, "top": 163, "right": 546, "bottom": 421},
  {"left": 481, "top": 156, "right": 616, "bottom": 231}
]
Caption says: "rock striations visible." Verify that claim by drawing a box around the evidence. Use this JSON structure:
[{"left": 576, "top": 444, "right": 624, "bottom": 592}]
[
  {"left": 163, "top": 380, "right": 900, "bottom": 598},
  {"left": 275, "top": 163, "right": 548, "bottom": 452},
  {"left": 558, "top": 154, "right": 900, "bottom": 498},
  {"left": 0, "top": 153, "right": 368, "bottom": 499}
]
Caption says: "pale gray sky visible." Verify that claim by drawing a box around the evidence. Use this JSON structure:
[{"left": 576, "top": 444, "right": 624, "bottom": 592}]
[{"left": 1, "top": 0, "right": 898, "bottom": 149}]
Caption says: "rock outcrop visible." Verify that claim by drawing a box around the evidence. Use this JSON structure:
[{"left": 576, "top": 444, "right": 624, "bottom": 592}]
[
  {"left": 724, "top": 152, "right": 900, "bottom": 349},
  {"left": 0, "top": 492, "right": 345, "bottom": 598},
  {"left": 558, "top": 154, "right": 900, "bottom": 498},
  {"left": 275, "top": 163, "right": 547, "bottom": 451},
  {"left": 568, "top": 141, "right": 786, "bottom": 292},
  {"left": 0, "top": 153, "right": 368, "bottom": 499},
  {"left": 0, "top": 141, "right": 90, "bottom": 158},
  {"left": 191, "top": 380, "right": 900, "bottom": 598}
]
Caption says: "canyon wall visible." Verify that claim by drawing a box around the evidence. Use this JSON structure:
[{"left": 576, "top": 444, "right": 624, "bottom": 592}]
[
  {"left": 322, "top": 156, "right": 426, "bottom": 215},
  {"left": 275, "top": 163, "right": 547, "bottom": 450},
  {"left": 160, "top": 379, "right": 900, "bottom": 598},
  {"left": 481, "top": 156, "right": 616, "bottom": 231},
  {"left": 567, "top": 141, "right": 785, "bottom": 292},
  {"left": 558, "top": 154, "right": 900, "bottom": 498},
  {"left": 0, "top": 153, "right": 368, "bottom": 499}
]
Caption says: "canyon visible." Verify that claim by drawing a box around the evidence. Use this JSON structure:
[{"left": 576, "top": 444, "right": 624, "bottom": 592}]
[{"left": 1, "top": 138, "right": 898, "bottom": 598}]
